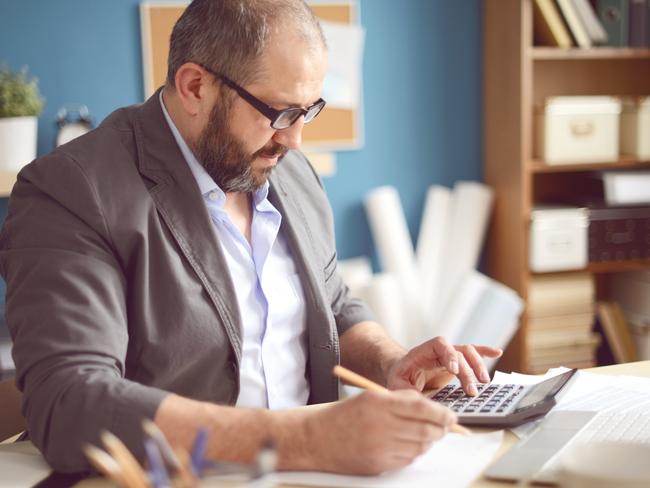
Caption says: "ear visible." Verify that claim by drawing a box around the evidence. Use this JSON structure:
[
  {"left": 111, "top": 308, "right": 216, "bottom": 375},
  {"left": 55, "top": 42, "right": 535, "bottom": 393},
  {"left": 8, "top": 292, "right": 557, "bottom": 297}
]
[{"left": 173, "top": 62, "right": 214, "bottom": 117}]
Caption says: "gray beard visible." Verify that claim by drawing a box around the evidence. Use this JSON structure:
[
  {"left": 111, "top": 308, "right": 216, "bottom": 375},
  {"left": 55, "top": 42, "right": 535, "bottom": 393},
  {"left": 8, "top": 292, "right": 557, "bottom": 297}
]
[{"left": 193, "top": 101, "right": 286, "bottom": 193}]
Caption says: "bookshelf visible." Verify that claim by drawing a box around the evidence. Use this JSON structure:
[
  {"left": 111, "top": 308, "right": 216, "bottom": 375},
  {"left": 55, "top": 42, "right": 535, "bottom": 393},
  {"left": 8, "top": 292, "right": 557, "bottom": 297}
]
[{"left": 483, "top": 1, "right": 650, "bottom": 373}]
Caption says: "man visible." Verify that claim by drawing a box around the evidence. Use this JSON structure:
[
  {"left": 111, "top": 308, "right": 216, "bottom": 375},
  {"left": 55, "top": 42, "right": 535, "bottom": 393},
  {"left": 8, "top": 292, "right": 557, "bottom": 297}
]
[{"left": 0, "top": 0, "right": 501, "bottom": 476}]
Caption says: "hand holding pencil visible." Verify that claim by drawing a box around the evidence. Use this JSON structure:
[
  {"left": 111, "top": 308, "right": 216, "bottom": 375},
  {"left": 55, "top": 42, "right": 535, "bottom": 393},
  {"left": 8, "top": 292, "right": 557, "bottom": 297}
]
[{"left": 333, "top": 365, "right": 471, "bottom": 435}]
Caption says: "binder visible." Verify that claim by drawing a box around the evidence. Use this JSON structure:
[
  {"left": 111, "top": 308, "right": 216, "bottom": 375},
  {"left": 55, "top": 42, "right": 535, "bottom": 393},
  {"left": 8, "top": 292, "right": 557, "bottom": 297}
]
[
  {"left": 597, "top": 0, "right": 630, "bottom": 46},
  {"left": 533, "top": 0, "right": 574, "bottom": 47},
  {"left": 629, "top": 0, "right": 649, "bottom": 46},
  {"left": 572, "top": 0, "right": 609, "bottom": 44},
  {"left": 557, "top": 0, "right": 594, "bottom": 47}
]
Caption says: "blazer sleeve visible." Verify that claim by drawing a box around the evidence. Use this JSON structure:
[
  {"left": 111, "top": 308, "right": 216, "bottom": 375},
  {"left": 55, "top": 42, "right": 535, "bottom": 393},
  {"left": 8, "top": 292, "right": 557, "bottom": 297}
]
[{"left": 0, "top": 151, "right": 168, "bottom": 473}]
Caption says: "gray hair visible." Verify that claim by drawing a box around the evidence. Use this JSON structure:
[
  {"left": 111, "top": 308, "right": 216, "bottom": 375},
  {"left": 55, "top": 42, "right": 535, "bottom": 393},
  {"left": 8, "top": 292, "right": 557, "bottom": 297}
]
[{"left": 166, "top": 0, "right": 326, "bottom": 88}]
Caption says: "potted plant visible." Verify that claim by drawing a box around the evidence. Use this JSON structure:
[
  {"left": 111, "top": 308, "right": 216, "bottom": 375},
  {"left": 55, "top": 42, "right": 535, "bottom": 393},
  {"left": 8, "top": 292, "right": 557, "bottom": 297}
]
[{"left": 0, "top": 66, "right": 44, "bottom": 172}]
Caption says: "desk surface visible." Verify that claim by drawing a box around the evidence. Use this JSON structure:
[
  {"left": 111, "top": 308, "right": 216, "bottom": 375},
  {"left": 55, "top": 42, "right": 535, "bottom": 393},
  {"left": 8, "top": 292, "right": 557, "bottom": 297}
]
[{"left": 26, "top": 361, "right": 650, "bottom": 487}]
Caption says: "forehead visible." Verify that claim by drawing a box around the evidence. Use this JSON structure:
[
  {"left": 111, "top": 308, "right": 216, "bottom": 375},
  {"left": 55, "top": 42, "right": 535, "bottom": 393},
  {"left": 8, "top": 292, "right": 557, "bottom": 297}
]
[{"left": 248, "top": 33, "right": 327, "bottom": 104}]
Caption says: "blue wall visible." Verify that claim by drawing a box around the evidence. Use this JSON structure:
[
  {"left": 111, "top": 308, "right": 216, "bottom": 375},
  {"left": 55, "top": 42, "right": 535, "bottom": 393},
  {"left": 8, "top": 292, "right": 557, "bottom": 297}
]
[{"left": 0, "top": 0, "right": 482, "bottom": 265}]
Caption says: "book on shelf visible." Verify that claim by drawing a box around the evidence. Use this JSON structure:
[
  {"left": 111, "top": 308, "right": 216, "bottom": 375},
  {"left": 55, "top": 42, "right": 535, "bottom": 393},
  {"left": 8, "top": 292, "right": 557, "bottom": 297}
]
[
  {"left": 528, "top": 310, "right": 595, "bottom": 335},
  {"left": 611, "top": 270, "right": 650, "bottom": 317},
  {"left": 572, "top": 0, "right": 609, "bottom": 44},
  {"left": 528, "top": 272, "right": 595, "bottom": 318},
  {"left": 628, "top": 0, "right": 649, "bottom": 46},
  {"left": 533, "top": 0, "right": 574, "bottom": 47},
  {"left": 528, "top": 328, "right": 596, "bottom": 347},
  {"left": 557, "top": 0, "right": 594, "bottom": 47},
  {"left": 527, "top": 332, "right": 601, "bottom": 372},
  {"left": 596, "top": 0, "right": 630, "bottom": 46},
  {"left": 596, "top": 301, "right": 640, "bottom": 363}
]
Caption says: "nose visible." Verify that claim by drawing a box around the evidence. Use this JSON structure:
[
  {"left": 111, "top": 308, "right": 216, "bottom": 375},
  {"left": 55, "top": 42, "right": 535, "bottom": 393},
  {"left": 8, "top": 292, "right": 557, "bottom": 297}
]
[{"left": 272, "top": 117, "right": 304, "bottom": 149}]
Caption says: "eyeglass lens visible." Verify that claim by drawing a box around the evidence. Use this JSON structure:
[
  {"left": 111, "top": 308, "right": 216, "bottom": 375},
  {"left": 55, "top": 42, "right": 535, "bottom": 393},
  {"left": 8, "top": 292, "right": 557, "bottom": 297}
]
[{"left": 272, "top": 101, "right": 325, "bottom": 129}]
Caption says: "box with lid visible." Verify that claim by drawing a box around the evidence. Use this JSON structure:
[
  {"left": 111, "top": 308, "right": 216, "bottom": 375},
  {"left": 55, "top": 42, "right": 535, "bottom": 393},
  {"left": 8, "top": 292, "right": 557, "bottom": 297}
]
[
  {"left": 535, "top": 96, "right": 622, "bottom": 164},
  {"left": 529, "top": 206, "right": 589, "bottom": 273}
]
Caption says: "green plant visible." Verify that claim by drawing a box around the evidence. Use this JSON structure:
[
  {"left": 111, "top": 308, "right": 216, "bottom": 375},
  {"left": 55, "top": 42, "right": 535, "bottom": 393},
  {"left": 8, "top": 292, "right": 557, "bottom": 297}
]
[{"left": 0, "top": 65, "right": 44, "bottom": 118}]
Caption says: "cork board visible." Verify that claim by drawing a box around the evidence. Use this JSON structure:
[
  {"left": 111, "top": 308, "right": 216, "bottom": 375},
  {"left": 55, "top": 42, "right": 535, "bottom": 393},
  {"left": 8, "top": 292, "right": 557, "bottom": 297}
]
[{"left": 139, "top": 1, "right": 361, "bottom": 150}]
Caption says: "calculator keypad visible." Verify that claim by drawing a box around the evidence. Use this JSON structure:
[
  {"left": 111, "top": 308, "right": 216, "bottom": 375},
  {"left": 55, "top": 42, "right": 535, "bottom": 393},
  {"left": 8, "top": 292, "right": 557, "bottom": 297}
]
[{"left": 431, "top": 383, "right": 525, "bottom": 415}]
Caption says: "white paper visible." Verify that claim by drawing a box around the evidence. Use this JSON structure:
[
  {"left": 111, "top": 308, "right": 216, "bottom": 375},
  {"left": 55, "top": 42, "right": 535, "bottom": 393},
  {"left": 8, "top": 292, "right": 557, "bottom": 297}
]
[
  {"left": 320, "top": 21, "right": 365, "bottom": 110},
  {"left": 436, "top": 182, "right": 493, "bottom": 325},
  {"left": 416, "top": 185, "right": 451, "bottom": 322},
  {"left": 0, "top": 442, "right": 51, "bottom": 488},
  {"left": 365, "top": 186, "right": 423, "bottom": 346},
  {"left": 356, "top": 273, "right": 408, "bottom": 347},
  {"left": 492, "top": 368, "right": 650, "bottom": 439},
  {"left": 454, "top": 276, "right": 523, "bottom": 371},
  {"left": 260, "top": 431, "right": 503, "bottom": 488},
  {"left": 337, "top": 256, "right": 373, "bottom": 291}
]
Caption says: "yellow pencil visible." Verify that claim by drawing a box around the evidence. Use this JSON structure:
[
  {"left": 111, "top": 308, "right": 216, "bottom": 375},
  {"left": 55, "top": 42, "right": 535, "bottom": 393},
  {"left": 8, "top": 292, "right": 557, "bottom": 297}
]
[
  {"left": 333, "top": 365, "right": 472, "bottom": 435},
  {"left": 83, "top": 444, "right": 128, "bottom": 487},
  {"left": 100, "top": 430, "right": 150, "bottom": 488}
]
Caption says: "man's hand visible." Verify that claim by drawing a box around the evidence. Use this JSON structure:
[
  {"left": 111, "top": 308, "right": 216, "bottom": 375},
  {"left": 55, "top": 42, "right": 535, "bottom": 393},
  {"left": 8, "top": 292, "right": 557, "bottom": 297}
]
[
  {"left": 386, "top": 336, "right": 502, "bottom": 396},
  {"left": 303, "top": 389, "right": 457, "bottom": 475}
]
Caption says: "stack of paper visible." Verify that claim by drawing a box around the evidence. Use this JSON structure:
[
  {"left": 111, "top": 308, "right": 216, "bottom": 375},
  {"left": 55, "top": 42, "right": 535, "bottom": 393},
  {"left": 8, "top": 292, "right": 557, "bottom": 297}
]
[
  {"left": 493, "top": 367, "right": 650, "bottom": 440},
  {"left": 527, "top": 272, "right": 600, "bottom": 373},
  {"left": 205, "top": 431, "right": 504, "bottom": 488}
]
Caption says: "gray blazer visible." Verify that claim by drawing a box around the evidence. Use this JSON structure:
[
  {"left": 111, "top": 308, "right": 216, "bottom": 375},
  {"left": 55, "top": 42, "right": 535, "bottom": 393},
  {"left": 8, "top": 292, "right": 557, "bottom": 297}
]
[{"left": 0, "top": 89, "right": 373, "bottom": 472}]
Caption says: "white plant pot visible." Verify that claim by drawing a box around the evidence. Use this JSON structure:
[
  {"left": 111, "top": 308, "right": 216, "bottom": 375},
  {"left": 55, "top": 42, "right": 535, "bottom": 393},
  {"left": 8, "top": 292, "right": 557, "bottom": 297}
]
[{"left": 0, "top": 116, "right": 38, "bottom": 172}]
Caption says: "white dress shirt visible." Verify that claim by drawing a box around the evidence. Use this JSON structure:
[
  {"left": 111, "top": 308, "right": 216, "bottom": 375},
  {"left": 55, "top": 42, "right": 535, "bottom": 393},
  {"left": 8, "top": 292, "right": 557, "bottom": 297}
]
[{"left": 160, "top": 92, "right": 310, "bottom": 408}]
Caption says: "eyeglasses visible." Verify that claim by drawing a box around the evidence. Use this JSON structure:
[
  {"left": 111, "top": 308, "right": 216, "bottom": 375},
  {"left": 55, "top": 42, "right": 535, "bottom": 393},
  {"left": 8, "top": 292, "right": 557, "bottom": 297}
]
[{"left": 200, "top": 64, "right": 326, "bottom": 130}]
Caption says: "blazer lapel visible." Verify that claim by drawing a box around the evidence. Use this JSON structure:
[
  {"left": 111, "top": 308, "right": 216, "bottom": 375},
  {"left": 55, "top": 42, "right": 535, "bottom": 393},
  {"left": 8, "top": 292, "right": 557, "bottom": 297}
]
[
  {"left": 268, "top": 172, "right": 335, "bottom": 346},
  {"left": 132, "top": 89, "right": 243, "bottom": 361}
]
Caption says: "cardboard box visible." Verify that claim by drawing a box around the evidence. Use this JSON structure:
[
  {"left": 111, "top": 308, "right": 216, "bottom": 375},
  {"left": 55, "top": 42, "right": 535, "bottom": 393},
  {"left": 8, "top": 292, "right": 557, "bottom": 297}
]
[
  {"left": 530, "top": 206, "right": 589, "bottom": 272},
  {"left": 535, "top": 96, "right": 621, "bottom": 164}
]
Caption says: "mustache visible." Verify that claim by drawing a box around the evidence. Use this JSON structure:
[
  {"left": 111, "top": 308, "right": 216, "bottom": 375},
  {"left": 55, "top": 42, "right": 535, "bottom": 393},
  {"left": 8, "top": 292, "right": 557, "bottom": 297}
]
[{"left": 254, "top": 142, "right": 289, "bottom": 160}]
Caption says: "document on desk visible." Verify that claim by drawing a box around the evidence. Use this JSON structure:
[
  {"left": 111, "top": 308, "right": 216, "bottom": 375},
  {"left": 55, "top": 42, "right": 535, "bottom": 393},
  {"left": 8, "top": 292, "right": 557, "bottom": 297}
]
[
  {"left": 0, "top": 441, "right": 50, "bottom": 488},
  {"left": 492, "top": 368, "right": 650, "bottom": 439},
  {"left": 265, "top": 431, "right": 503, "bottom": 488}
]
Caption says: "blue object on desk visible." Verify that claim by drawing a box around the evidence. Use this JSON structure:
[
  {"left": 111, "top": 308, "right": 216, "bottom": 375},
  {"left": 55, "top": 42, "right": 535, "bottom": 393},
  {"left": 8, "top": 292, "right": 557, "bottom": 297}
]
[
  {"left": 144, "top": 438, "right": 170, "bottom": 488},
  {"left": 191, "top": 428, "right": 209, "bottom": 476}
]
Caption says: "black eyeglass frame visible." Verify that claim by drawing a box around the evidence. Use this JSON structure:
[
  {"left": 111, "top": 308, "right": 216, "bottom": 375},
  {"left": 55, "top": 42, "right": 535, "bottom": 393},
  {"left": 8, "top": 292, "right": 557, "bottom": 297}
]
[{"left": 199, "top": 64, "right": 326, "bottom": 130}]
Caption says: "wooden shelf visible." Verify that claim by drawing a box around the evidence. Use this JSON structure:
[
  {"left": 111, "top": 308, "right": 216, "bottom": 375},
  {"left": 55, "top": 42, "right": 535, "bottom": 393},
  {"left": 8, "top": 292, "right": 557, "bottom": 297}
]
[
  {"left": 531, "top": 259, "right": 650, "bottom": 276},
  {"left": 586, "top": 259, "right": 650, "bottom": 274},
  {"left": 530, "top": 158, "right": 650, "bottom": 173},
  {"left": 0, "top": 171, "right": 17, "bottom": 197},
  {"left": 532, "top": 47, "right": 650, "bottom": 60},
  {"left": 484, "top": 0, "right": 650, "bottom": 374}
]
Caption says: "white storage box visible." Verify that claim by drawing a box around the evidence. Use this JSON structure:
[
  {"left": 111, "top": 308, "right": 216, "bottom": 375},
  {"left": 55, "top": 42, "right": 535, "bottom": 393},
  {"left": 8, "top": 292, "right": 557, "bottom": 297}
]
[
  {"left": 535, "top": 96, "right": 621, "bottom": 164},
  {"left": 620, "top": 97, "right": 650, "bottom": 160},
  {"left": 602, "top": 170, "right": 650, "bottom": 206},
  {"left": 529, "top": 206, "right": 589, "bottom": 273}
]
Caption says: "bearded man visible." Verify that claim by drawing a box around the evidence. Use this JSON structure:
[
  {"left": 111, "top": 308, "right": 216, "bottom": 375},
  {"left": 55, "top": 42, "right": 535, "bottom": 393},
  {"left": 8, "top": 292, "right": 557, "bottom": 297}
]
[{"left": 0, "top": 0, "right": 500, "bottom": 475}]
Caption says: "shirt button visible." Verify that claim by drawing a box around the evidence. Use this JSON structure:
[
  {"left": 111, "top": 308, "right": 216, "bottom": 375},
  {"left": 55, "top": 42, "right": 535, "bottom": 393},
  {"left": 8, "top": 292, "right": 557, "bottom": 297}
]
[{"left": 208, "top": 191, "right": 219, "bottom": 201}]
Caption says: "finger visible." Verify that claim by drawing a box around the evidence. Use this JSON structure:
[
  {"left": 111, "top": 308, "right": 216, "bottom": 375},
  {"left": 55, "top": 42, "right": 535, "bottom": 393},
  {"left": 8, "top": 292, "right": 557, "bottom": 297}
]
[
  {"left": 391, "top": 418, "right": 447, "bottom": 444},
  {"left": 456, "top": 354, "right": 479, "bottom": 396},
  {"left": 473, "top": 344, "right": 503, "bottom": 358},
  {"left": 387, "top": 390, "right": 457, "bottom": 426},
  {"left": 407, "top": 336, "right": 460, "bottom": 375},
  {"left": 457, "top": 344, "right": 491, "bottom": 383}
]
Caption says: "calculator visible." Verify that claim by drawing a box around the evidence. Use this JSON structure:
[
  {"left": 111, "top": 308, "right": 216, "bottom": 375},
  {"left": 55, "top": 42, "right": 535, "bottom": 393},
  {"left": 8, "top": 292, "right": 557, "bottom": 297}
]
[{"left": 429, "top": 369, "right": 578, "bottom": 427}]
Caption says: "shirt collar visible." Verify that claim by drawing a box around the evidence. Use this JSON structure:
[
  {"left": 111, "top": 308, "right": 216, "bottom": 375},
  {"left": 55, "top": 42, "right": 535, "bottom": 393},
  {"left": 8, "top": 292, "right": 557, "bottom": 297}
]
[{"left": 158, "top": 89, "right": 270, "bottom": 207}]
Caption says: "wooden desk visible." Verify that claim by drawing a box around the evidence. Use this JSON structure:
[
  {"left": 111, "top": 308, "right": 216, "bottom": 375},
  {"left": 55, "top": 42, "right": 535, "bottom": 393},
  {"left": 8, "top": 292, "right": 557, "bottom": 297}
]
[{"left": 41, "top": 361, "right": 650, "bottom": 487}]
